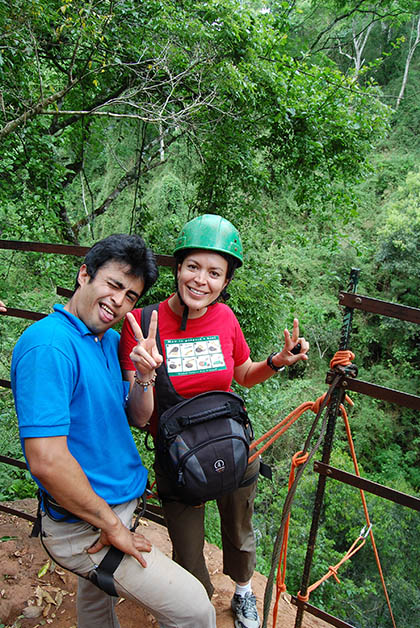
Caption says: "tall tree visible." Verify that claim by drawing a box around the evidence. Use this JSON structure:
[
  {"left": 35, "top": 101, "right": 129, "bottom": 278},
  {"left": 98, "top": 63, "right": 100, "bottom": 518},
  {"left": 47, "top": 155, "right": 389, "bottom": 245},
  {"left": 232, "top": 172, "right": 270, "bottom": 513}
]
[{"left": 0, "top": 0, "right": 390, "bottom": 243}]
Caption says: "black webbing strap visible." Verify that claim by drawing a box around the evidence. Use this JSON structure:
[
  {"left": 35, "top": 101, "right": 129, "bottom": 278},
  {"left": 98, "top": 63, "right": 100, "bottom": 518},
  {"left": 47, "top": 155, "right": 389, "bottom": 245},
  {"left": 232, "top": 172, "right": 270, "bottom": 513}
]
[
  {"left": 259, "top": 460, "right": 272, "bottom": 480},
  {"left": 37, "top": 490, "right": 147, "bottom": 597},
  {"left": 89, "top": 494, "right": 147, "bottom": 597},
  {"left": 31, "top": 494, "right": 42, "bottom": 537},
  {"left": 90, "top": 546, "right": 125, "bottom": 597},
  {"left": 32, "top": 490, "right": 78, "bottom": 537}
]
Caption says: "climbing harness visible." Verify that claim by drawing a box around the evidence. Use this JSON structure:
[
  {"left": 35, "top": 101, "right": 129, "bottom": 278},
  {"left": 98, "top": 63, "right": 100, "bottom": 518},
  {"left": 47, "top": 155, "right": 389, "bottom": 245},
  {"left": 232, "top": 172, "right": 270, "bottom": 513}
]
[{"left": 37, "top": 491, "right": 148, "bottom": 597}]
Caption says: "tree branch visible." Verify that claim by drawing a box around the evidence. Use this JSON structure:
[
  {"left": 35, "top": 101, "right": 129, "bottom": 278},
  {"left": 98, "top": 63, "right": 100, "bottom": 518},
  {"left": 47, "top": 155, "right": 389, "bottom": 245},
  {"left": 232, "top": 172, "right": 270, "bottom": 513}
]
[{"left": 0, "top": 80, "right": 78, "bottom": 140}]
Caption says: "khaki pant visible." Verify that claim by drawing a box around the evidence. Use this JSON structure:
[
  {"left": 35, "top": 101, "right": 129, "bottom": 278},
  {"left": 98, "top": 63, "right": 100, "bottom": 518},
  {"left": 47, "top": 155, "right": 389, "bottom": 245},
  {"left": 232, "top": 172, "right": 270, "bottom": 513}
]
[
  {"left": 155, "top": 458, "right": 260, "bottom": 599},
  {"left": 41, "top": 499, "right": 215, "bottom": 628}
]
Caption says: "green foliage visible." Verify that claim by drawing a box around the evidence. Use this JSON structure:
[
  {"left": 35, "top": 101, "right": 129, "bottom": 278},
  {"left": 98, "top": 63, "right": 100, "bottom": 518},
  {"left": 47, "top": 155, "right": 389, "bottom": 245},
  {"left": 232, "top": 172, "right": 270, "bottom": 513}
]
[
  {"left": 376, "top": 168, "right": 420, "bottom": 306},
  {"left": 1, "top": 1, "right": 420, "bottom": 625},
  {"left": 0, "top": 394, "right": 37, "bottom": 500}
]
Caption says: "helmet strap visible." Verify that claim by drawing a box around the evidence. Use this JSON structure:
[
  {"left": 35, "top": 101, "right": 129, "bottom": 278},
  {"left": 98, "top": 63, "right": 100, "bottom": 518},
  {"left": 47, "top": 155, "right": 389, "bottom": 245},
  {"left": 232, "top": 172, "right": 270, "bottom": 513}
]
[
  {"left": 176, "top": 289, "right": 189, "bottom": 331},
  {"left": 180, "top": 304, "right": 189, "bottom": 331}
]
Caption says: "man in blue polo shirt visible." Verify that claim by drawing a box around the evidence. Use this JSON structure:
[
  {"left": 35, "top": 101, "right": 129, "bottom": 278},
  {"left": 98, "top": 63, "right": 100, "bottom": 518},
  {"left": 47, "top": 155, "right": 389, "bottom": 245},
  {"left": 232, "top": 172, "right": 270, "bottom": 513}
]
[{"left": 11, "top": 234, "right": 215, "bottom": 628}]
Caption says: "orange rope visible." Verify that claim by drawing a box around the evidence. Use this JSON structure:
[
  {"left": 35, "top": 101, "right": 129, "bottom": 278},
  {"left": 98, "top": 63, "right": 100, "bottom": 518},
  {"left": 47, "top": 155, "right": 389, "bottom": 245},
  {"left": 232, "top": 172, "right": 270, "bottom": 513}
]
[
  {"left": 341, "top": 405, "right": 397, "bottom": 628},
  {"left": 296, "top": 529, "right": 368, "bottom": 603},
  {"left": 329, "top": 349, "right": 396, "bottom": 627},
  {"left": 263, "top": 349, "right": 396, "bottom": 628},
  {"left": 248, "top": 395, "right": 327, "bottom": 464},
  {"left": 272, "top": 451, "right": 308, "bottom": 628},
  {"left": 329, "top": 349, "right": 355, "bottom": 369}
]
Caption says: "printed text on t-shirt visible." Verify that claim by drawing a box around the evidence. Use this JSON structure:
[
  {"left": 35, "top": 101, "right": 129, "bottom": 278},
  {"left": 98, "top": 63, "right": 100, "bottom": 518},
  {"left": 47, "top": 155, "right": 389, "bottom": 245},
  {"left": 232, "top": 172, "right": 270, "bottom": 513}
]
[{"left": 165, "top": 336, "right": 226, "bottom": 376}]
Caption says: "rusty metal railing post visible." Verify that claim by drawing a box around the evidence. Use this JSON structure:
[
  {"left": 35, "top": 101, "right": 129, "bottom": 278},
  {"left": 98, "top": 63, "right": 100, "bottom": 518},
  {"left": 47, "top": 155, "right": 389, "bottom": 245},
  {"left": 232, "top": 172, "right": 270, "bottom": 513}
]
[{"left": 294, "top": 268, "right": 360, "bottom": 628}]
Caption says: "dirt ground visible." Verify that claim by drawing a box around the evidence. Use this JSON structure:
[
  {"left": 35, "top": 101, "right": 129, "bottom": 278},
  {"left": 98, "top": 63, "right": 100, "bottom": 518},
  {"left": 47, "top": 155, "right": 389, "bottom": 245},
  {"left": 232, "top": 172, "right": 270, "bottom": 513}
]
[{"left": 0, "top": 499, "right": 330, "bottom": 628}]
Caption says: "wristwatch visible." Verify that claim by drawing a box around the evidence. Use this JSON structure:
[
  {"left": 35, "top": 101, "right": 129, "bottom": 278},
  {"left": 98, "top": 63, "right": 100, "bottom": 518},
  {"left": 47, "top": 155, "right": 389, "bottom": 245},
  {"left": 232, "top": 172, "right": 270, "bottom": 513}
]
[{"left": 267, "top": 352, "right": 285, "bottom": 372}]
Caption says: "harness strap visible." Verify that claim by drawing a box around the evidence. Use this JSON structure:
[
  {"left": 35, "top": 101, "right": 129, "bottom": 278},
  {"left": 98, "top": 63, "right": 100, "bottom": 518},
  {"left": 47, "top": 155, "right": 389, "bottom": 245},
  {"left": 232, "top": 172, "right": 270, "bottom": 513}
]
[
  {"left": 90, "top": 546, "right": 124, "bottom": 597},
  {"left": 89, "top": 494, "right": 146, "bottom": 597},
  {"left": 259, "top": 460, "right": 272, "bottom": 480},
  {"left": 31, "top": 491, "right": 42, "bottom": 537},
  {"left": 42, "top": 491, "right": 78, "bottom": 521},
  {"left": 38, "top": 490, "right": 147, "bottom": 596}
]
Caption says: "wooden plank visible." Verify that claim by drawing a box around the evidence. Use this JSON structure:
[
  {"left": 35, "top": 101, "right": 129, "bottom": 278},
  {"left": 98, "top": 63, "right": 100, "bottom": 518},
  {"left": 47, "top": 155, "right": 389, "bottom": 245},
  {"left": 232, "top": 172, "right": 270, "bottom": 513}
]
[
  {"left": 339, "top": 292, "right": 420, "bottom": 324},
  {"left": 342, "top": 378, "right": 420, "bottom": 410},
  {"left": 56, "top": 287, "right": 73, "bottom": 299},
  {"left": 314, "top": 462, "right": 420, "bottom": 511},
  {"left": 0, "top": 504, "right": 37, "bottom": 524},
  {"left": 0, "top": 239, "right": 88, "bottom": 256},
  {"left": 0, "top": 455, "right": 28, "bottom": 470},
  {"left": 0, "top": 307, "right": 47, "bottom": 321},
  {"left": 0, "top": 239, "right": 175, "bottom": 267},
  {"left": 291, "top": 597, "right": 356, "bottom": 628}
]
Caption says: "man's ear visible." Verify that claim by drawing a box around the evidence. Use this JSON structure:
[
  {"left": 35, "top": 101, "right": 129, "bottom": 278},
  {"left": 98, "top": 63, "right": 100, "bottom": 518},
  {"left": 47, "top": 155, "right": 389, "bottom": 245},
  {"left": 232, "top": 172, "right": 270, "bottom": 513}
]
[{"left": 77, "top": 264, "right": 90, "bottom": 288}]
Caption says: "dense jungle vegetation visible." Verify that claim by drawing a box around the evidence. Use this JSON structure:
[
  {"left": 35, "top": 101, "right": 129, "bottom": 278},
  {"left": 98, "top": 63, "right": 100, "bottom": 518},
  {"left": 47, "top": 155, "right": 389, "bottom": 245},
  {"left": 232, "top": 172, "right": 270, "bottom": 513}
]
[{"left": 0, "top": 1, "right": 419, "bottom": 626}]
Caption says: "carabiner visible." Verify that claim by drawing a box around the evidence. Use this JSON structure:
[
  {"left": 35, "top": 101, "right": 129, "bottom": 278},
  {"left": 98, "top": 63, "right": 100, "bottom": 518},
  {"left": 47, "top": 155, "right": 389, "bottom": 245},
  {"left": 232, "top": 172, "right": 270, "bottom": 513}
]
[{"left": 359, "top": 523, "right": 372, "bottom": 538}]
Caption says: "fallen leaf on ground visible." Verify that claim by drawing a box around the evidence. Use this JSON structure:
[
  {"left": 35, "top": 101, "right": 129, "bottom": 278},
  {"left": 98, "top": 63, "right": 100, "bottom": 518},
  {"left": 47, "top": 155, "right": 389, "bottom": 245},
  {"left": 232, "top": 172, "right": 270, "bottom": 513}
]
[{"left": 22, "top": 605, "right": 43, "bottom": 618}]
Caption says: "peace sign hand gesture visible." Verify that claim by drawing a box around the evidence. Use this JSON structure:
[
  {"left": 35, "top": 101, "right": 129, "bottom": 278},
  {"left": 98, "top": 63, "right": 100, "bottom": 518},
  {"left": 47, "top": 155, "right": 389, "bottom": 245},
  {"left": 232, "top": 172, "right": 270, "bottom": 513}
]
[
  {"left": 273, "top": 318, "right": 309, "bottom": 368},
  {"left": 126, "top": 310, "right": 163, "bottom": 378}
]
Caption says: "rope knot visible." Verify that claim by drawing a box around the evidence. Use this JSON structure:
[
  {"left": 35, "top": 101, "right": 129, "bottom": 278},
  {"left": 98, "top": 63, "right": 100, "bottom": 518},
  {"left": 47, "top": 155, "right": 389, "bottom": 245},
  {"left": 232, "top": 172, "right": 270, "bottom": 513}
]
[
  {"left": 330, "top": 350, "right": 355, "bottom": 368},
  {"left": 297, "top": 591, "right": 309, "bottom": 603},
  {"left": 311, "top": 393, "right": 327, "bottom": 415},
  {"left": 328, "top": 566, "right": 341, "bottom": 584},
  {"left": 292, "top": 451, "right": 309, "bottom": 468}
]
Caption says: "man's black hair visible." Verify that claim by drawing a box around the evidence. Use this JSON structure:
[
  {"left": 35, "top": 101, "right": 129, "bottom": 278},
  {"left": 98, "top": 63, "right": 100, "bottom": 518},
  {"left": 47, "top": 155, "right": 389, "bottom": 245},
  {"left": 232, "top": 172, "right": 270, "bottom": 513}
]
[
  {"left": 75, "top": 234, "right": 158, "bottom": 297},
  {"left": 174, "top": 248, "right": 239, "bottom": 302}
]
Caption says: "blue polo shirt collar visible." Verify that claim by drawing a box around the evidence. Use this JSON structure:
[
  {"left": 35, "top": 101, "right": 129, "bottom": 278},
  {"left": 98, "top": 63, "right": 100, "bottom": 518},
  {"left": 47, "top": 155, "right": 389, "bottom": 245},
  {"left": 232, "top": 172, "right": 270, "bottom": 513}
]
[{"left": 53, "top": 303, "right": 99, "bottom": 338}]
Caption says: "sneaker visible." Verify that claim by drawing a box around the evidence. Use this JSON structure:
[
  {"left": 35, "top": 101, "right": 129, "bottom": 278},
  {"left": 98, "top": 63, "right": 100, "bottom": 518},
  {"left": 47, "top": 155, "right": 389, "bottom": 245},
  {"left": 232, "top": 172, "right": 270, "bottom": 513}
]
[{"left": 231, "top": 591, "right": 261, "bottom": 628}]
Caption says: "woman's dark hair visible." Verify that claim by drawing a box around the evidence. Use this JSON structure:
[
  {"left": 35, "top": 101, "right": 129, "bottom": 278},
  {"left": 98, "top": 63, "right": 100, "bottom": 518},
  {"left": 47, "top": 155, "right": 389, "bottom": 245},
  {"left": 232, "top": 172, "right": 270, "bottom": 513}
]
[
  {"left": 75, "top": 234, "right": 158, "bottom": 298},
  {"left": 174, "top": 248, "right": 239, "bottom": 302}
]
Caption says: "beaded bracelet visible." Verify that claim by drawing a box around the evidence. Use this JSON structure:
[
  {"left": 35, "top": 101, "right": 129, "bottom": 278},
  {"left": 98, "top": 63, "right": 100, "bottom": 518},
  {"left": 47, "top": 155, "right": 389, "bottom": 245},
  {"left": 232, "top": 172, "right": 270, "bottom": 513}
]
[{"left": 134, "top": 371, "right": 157, "bottom": 391}]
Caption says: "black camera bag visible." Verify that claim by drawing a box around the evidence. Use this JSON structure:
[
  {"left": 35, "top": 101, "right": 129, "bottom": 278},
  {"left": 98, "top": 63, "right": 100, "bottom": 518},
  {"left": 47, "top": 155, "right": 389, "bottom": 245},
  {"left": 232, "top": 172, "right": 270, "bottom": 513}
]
[{"left": 156, "top": 390, "right": 254, "bottom": 505}]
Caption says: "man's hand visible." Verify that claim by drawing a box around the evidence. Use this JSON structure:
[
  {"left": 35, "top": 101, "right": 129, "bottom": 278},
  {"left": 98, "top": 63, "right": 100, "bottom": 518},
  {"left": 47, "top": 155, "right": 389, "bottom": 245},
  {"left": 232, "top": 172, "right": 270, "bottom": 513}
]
[
  {"left": 88, "top": 523, "right": 152, "bottom": 568},
  {"left": 127, "top": 310, "right": 163, "bottom": 378}
]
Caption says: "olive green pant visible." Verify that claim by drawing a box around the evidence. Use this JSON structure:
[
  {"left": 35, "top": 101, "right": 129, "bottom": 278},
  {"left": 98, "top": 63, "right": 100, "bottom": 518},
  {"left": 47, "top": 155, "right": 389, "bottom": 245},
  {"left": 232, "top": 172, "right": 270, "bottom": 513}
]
[{"left": 155, "top": 457, "right": 260, "bottom": 599}]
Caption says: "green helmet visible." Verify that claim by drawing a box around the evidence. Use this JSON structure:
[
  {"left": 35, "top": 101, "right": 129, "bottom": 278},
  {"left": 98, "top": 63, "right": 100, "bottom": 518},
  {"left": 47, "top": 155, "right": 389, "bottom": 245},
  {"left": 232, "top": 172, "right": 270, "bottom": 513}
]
[{"left": 174, "top": 214, "right": 243, "bottom": 266}]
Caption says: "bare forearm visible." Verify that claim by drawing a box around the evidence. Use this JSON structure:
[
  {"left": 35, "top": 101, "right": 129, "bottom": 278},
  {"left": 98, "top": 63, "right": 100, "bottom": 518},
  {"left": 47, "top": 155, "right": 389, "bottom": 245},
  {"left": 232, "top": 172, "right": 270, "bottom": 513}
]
[
  {"left": 235, "top": 359, "right": 280, "bottom": 389},
  {"left": 25, "top": 436, "right": 152, "bottom": 564},
  {"left": 124, "top": 369, "right": 155, "bottom": 428},
  {"left": 235, "top": 322, "right": 309, "bottom": 388},
  {"left": 25, "top": 438, "right": 121, "bottom": 533}
]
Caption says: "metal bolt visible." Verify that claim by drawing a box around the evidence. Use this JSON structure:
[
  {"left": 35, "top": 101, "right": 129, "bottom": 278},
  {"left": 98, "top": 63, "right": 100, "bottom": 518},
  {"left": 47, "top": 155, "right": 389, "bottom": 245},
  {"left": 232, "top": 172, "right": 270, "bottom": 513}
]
[
  {"left": 355, "top": 296, "right": 362, "bottom": 304},
  {"left": 327, "top": 468, "right": 332, "bottom": 475},
  {"left": 342, "top": 380, "right": 348, "bottom": 387},
  {"left": 339, "top": 293, "right": 344, "bottom": 300}
]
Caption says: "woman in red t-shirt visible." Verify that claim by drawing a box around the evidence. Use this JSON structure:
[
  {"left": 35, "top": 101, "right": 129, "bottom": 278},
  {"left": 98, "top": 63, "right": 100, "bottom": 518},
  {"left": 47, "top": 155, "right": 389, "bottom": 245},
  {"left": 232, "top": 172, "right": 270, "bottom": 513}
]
[{"left": 119, "top": 214, "right": 309, "bottom": 628}]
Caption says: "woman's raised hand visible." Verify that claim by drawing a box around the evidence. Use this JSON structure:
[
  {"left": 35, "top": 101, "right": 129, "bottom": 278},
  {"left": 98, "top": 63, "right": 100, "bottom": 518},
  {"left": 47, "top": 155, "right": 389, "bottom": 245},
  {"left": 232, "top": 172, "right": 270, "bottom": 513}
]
[
  {"left": 274, "top": 318, "right": 309, "bottom": 367},
  {"left": 126, "top": 310, "right": 163, "bottom": 377}
]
